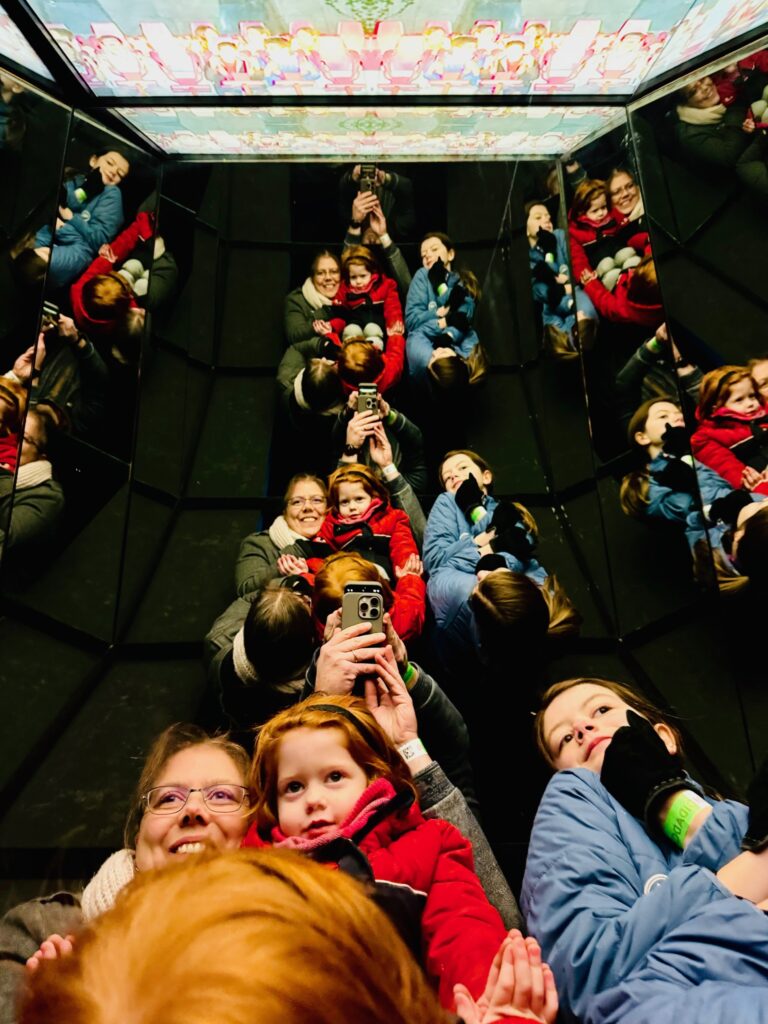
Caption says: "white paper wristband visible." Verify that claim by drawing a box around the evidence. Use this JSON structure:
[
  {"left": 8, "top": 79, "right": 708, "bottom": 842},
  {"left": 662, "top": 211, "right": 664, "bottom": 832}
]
[{"left": 397, "top": 738, "right": 427, "bottom": 763}]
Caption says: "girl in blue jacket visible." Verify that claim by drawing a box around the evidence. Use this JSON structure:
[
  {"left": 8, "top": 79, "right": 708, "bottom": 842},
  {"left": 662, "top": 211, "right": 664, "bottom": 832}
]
[
  {"left": 405, "top": 233, "right": 481, "bottom": 394},
  {"left": 423, "top": 449, "right": 579, "bottom": 677},
  {"left": 34, "top": 150, "right": 130, "bottom": 290},
  {"left": 523, "top": 675, "right": 768, "bottom": 1024}
]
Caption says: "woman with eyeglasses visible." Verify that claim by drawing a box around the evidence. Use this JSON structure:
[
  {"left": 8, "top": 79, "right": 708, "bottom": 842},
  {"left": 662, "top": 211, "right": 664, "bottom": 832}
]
[
  {"left": 234, "top": 474, "right": 328, "bottom": 600},
  {"left": 284, "top": 250, "right": 342, "bottom": 347},
  {"left": 0, "top": 723, "right": 251, "bottom": 1020}
]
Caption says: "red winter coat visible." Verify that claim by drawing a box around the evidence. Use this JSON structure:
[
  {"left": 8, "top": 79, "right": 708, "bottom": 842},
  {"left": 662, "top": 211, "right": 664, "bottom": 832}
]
[
  {"left": 242, "top": 778, "right": 506, "bottom": 1011},
  {"left": 691, "top": 406, "right": 768, "bottom": 495},
  {"left": 308, "top": 501, "right": 425, "bottom": 640},
  {"left": 326, "top": 273, "right": 406, "bottom": 395},
  {"left": 70, "top": 211, "right": 154, "bottom": 337},
  {"left": 583, "top": 269, "right": 664, "bottom": 329},
  {"left": 568, "top": 207, "right": 648, "bottom": 280}
]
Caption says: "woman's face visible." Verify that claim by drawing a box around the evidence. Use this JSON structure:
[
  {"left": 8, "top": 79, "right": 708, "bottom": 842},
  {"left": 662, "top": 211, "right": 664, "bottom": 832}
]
[
  {"left": 684, "top": 76, "right": 720, "bottom": 109},
  {"left": 135, "top": 745, "right": 248, "bottom": 872},
  {"left": 420, "top": 236, "right": 455, "bottom": 270},
  {"left": 312, "top": 256, "right": 341, "bottom": 299},
  {"left": 440, "top": 451, "right": 492, "bottom": 495},
  {"left": 284, "top": 478, "right": 327, "bottom": 537},
  {"left": 526, "top": 204, "right": 553, "bottom": 240},
  {"left": 347, "top": 262, "right": 372, "bottom": 292},
  {"left": 542, "top": 683, "right": 677, "bottom": 773},
  {"left": 609, "top": 172, "right": 639, "bottom": 215},
  {"left": 90, "top": 151, "right": 130, "bottom": 186}
]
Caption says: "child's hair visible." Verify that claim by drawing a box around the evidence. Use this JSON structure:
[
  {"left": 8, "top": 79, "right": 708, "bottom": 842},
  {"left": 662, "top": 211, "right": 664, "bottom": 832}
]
[
  {"left": 747, "top": 353, "right": 768, "bottom": 372},
  {"left": 570, "top": 178, "right": 609, "bottom": 219},
  {"left": 327, "top": 463, "right": 389, "bottom": 512},
  {"left": 626, "top": 254, "right": 660, "bottom": 305},
  {"left": 310, "top": 249, "right": 341, "bottom": 278},
  {"left": 428, "top": 353, "right": 469, "bottom": 393},
  {"left": 697, "top": 366, "right": 757, "bottom": 419},
  {"left": 341, "top": 245, "right": 378, "bottom": 280},
  {"left": 242, "top": 584, "right": 315, "bottom": 690},
  {"left": 249, "top": 693, "right": 417, "bottom": 836},
  {"left": 19, "top": 848, "right": 447, "bottom": 1024},
  {"left": 421, "top": 231, "right": 481, "bottom": 299},
  {"left": 534, "top": 677, "right": 684, "bottom": 770},
  {"left": 338, "top": 340, "right": 384, "bottom": 387},
  {"left": 123, "top": 723, "right": 250, "bottom": 849},
  {"left": 470, "top": 570, "right": 580, "bottom": 665},
  {"left": 283, "top": 473, "right": 327, "bottom": 511},
  {"left": 439, "top": 448, "right": 493, "bottom": 488},
  {"left": 303, "top": 358, "right": 343, "bottom": 412},
  {"left": 0, "top": 376, "right": 27, "bottom": 433},
  {"left": 313, "top": 551, "right": 394, "bottom": 626},
  {"left": 81, "top": 272, "right": 133, "bottom": 322},
  {"left": 620, "top": 396, "right": 681, "bottom": 519}
]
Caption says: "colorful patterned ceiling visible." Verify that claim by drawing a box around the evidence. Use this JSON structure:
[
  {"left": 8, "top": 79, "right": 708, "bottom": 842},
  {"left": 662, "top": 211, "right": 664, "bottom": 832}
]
[{"left": 9, "top": 0, "right": 768, "bottom": 99}]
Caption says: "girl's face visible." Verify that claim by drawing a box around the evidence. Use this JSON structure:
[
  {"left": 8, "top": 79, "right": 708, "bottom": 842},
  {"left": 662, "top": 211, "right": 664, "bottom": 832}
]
[
  {"left": 135, "top": 745, "right": 248, "bottom": 872},
  {"left": 276, "top": 727, "right": 369, "bottom": 838},
  {"left": 420, "top": 236, "right": 455, "bottom": 270},
  {"left": 634, "top": 401, "right": 685, "bottom": 448},
  {"left": 347, "top": 262, "right": 372, "bottom": 292},
  {"left": 440, "top": 452, "right": 492, "bottom": 495},
  {"left": 312, "top": 256, "right": 341, "bottom": 299},
  {"left": 90, "top": 151, "right": 130, "bottom": 186},
  {"left": 585, "top": 194, "right": 609, "bottom": 223},
  {"left": 723, "top": 378, "right": 761, "bottom": 416},
  {"left": 284, "top": 479, "right": 327, "bottom": 537},
  {"left": 542, "top": 683, "right": 677, "bottom": 773},
  {"left": 336, "top": 480, "right": 372, "bottom": 519},
  {"left": 526, "top": 204, "right": 553, "bottom": 240},
  {"left": 751, "top": 360, "right": 768, "bottom": 403},
  {"left": 609, "top": 173, "right": 639, "bottom": 216}
]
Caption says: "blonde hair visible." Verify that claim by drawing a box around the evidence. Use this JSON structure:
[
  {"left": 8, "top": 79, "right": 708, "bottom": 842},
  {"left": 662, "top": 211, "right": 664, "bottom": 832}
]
[
  {"left": 249, "top": 694, "right": 416, "bottom": 837},
  {"left": 19, "top": 849, "right": 448, "bottom": 1024},
  {"left": 698, "top": 366, "right": 757, "bottom": 419}
]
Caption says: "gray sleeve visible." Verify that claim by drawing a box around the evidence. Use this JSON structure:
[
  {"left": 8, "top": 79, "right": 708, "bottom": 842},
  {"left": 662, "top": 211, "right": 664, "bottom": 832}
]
[
  {"left": 203, "top": 596, "right": 253, "bottom": 668},
  {"left": 382, "top": 240, "right": 412, "bottom": 295},
  {"left": 385, "top": 473, "right": 426, "bottom": 549},
  {"left": 416, "top": 761, "right": 523, "bottom": 932},
  {"left": 234, "top": 531, "right": 278, "bottom": 597}
]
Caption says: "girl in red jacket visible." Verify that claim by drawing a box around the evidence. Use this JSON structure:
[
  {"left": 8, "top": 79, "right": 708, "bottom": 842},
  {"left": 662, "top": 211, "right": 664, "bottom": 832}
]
[
  {"left": 243, "top": 692, "right": 509, "bottom": 1014},
  {"left": 312, "top": 464, "right": 424, "bottom": 639},
  {"left": 691, "top": 366, "right": 768, "bottom": 495},
  {"left": 316, "top": 245, "right": 404, "bottom": 354},
  {"left": 580, "top": 253, "right": 664, "bottom": 329}
]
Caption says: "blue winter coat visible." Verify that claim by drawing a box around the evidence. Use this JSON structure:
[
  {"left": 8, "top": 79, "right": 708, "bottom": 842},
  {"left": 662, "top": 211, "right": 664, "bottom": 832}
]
[
  {"left": 423, "top": 492, "right": 548, "bottom": 671},
  {"left": 521, "top": 768, "right": 768, "bottom": 1024},
  {"left": 528, "top": 229, "right": 574, "bottom": 326},
  {"left": 35, "top": 177, "right": 124, "bottom": 289},
  {"left": 405, "top": 266, "right": 478, "bottom": 359}
]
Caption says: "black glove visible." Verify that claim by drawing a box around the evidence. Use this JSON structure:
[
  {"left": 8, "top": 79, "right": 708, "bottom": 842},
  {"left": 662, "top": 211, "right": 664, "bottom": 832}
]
[
  {"left": 600, "top": 710, "right": 687, "bottom": 831},
  {"left": 475, "top": 553, "right": 507, "bottom": 574},
  {"left": 428, "top": 258, "right": 449, "bottom": 294},
  {"left": 661, "top": 423, "right": 692, "bottom": 459},
  {"left": 741, "top": 757, "right": 768, "bottom": 851},
  {"left": 454, "top": 475, "right": 485, "bottom": 523},
  {"left": 707, "top": 490, "right": 752, "bottom": 528},
  {"left": 280, "top": 574, "right": 313, "bottom": 597},
  {"left": 536, "top": 227, "right": 559, "bottom": 259},
  {"left": 490, "top": 501, "right": 524, "bottom": 534},
  {"left": 653, "top": 458, "right": 698, "bottom": 496},
  {"left": 491, "top": 526, "right": 533, "bottom": 561},
  {"left": 319, "top": 337, "right": 340, "bottom": 360},
  {"left": 445, "top": 283, "right": 471, "bottom": 334}
]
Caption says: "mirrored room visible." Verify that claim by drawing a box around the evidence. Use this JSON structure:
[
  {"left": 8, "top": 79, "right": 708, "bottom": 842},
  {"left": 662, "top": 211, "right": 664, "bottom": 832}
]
[{"left": 2, "top": 5, "right": 768, "bottom": 1019}]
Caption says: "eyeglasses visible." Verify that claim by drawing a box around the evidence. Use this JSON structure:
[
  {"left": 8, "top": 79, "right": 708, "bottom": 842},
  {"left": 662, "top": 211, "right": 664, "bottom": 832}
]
[
  {"left": 610, "top": 185, "right": 636, "bottom": 198},
  {"left": 287, "top": 496, "right": 326, "bottom": 510},
  {"left": 142, "top": 784, "right": 250, "bottom": 815}
]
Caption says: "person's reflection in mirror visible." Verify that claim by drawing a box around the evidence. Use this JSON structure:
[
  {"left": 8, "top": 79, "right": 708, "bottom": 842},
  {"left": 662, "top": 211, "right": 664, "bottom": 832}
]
[
  {"left": 691, "top": 367, "right": 768, "bottom": 497},
  {"left": 0, "top": 71, "right": 26, "bottom": 152},
  {"left": 749, "top": 356, "right": 768, "bottom": 403},
  {"left": 580, "top": 254, "right": 663, "bottom": 329},
  {"left": 615, "top": 322, "right": 703, "bottom": 431},
  {"left": 0, "top": 377, "right": 26, "bottom": 471},
  {"left": 6, "top": 316, "right": 107, "bottom": 441},
  {"left": 0, "top": 407, "right": 64, "bottom": 561},
  {"left": 525, "top": 201, "right": 597, "bottom": 359},
  {"left": 31, "top": 150, "right": 130, "bottom": 290},
  {"left": 674, "top": 76, "right": 755, "bottom": 172},
  {"left": 344, "top": 193, "right": 411, "bottom": 297},
  {"left": 607, "top": 169, "right": 644, "bottom": 226}
]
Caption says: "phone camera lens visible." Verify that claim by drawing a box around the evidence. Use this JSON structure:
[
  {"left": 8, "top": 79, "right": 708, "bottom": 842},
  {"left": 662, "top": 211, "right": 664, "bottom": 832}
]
[{"left": 359, "top": 601, "right": 369, "bottom": 615}]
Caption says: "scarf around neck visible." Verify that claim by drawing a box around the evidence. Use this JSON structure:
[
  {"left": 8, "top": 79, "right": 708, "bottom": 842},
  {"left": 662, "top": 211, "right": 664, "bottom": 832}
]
[
  {"left": 302, "top": 276, "right": 335, "bottom": 311},
  {"left": 15, "top": 459, "right": 53, "bottom": 489},
  {"left": 676, "top": 102, "right": 726, "bottom": 126},
  {"left": 269, "top": 514, "right": 305, "bottom": 550},
  {"left": 81, "top": 848, "right": 136, "bottom": 921},
  {"left": 271, "top": 777, "right": 398, "bottom": 852}
]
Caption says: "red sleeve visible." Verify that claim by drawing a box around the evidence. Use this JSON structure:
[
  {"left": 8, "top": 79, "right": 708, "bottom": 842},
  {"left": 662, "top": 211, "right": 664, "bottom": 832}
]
[
  {"left": 382, "top": 276, "right": 404, "bottom": 333},
  {"left": 385, "top": 508, "right": 419, "bottom": 569},
  {"left": 583, "top": 276, "right": 627, "bottom": 322},
  {"left": 70, "top": 212, "right": 152, "bottom": 327},
  {"left": 390, "top": 572, "right": 426, "bottom": 642},
  {"left": 376, "top": 333, "right": 405, "bottom": 394},
  {"left": 568, "top": 233, "right": 591, "bottom": 279},
  {"left": 691, "top": 423, "right": 749, "bottom": 489},
  {"left": 420, "top": 821, "right": 507, "bottom": 1010}
]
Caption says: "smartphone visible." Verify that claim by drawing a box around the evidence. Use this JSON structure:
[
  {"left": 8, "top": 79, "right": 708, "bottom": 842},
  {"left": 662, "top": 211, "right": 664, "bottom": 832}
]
[
  {"left": 357, "top": 381, "right": 379, "bottom": 415},
  {"left": 359, "top": 162, "right": 377, "bottom": 194},
  {"left": 41, "top": 300, "right": 59, "bottom": 331},
  {"left": 341, "top": 581, "right": 385, "bottom": 634}
]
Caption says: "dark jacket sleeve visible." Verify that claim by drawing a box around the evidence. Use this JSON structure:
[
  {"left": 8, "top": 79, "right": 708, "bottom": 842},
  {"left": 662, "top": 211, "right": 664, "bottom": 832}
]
[
  {"left": 387, "top": 408, "right": 427, "bottom": 493},
  {"left": 0, "top": 480, "right": 64, "bottom": 555},
  {"left": 284, "top": 288, "right": 324, "bottom": 346},
  {"left": 736, "top": 134, "right": 768, "bottom": 196}
]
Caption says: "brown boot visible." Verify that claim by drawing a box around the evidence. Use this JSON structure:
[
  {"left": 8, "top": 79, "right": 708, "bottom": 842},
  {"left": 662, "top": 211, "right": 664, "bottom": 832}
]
[{"left": 544, "top": 324, "right": 579, "bottom": 361}]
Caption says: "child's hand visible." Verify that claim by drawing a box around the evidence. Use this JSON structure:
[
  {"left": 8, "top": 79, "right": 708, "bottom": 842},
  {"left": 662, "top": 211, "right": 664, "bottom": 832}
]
[
  {"left": 26, "top": 933, "right": 76, "bottom": 972},
  {"left": 436, "top": 305, "right": 449, "bottom": 317},
  {"left": 580, "top": 268, "right": 597, "bottom": 284},
  {"left": 453, "top": 930, "right": 558, "bottom": 1024},
  {"left": 395, "top": 553, "right": 423, "bottom": 579},
  {"left": 58, "top": 205, "right": 73, "bottom": 222},
  {"left": 276, "top": 554, "right": 309, "bottom": 576},
  {"left": 313, "top": 319, "right": 332, "bottom": 336},
  {"left": 555, "top": 273, "right": 569, "bottom": 285},
  {"left": 743, "top": 116, "right": 756, "bottom": 133},
  {"left": 98, "top": 243, "right": 117, "bottom": 262},
  {"left": 742, "top": 466, "right": 763, "bottom": 490}
]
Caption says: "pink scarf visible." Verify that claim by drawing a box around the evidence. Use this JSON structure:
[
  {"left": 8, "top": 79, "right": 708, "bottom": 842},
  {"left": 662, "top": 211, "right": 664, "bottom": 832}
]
[{"left": 271, "top": 777, "right": 396, "bottom": 852}]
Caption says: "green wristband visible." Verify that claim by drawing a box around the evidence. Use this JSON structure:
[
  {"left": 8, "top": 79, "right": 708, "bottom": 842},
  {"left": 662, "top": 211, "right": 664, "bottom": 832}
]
[
  {"left": 401, "top": 662, "right": 416, "bottom": 688},
  {"left": 386, "top": 409, "right": 397, "bottom": 426},
  {"left": 646, "top": 337, "right": 662, "bottom": 355},
  {"left": 662, "top": 790, "right": 709, "bottom": 848}
]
